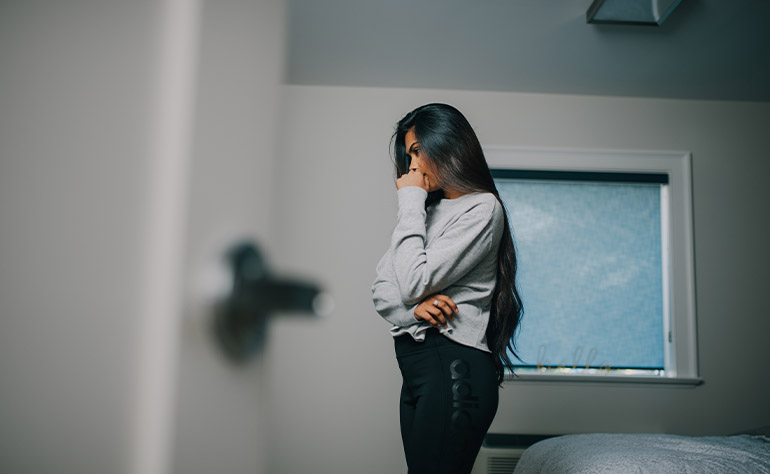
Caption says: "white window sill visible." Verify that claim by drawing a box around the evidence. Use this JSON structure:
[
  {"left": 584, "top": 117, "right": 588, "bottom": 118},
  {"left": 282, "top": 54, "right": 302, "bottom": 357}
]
[{"left": 505, "top": 372, "right": 703, "bottom": 387}]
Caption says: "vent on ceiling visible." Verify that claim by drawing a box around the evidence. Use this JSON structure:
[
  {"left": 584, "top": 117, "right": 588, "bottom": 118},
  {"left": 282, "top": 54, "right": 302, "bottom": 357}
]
[{"left": 587, "top": 0, "right": 683, "bottom": 26}]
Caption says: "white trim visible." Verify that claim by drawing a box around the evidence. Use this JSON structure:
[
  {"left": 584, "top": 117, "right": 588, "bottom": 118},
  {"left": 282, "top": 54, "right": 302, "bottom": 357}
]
[
  {"left": 131, "top": 1, "right": 201, "bottom": 474},
  {"left": 506, "top": 373, "right": 703, "bottom": 387},
  {"left": 485, "top": 146, "right": 699, "bottom": 383},
  {"left": 661, "top": 185, "right": 673, "bottom": 376},
  {"left": 675, "top": 152, "right": 699, "bottom": 378}
]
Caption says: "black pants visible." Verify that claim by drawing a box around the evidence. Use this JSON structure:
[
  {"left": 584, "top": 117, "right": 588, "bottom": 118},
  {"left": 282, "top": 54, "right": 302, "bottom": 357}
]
[{"left": 395, "top": 328, "right": 499, "bottom": 474}]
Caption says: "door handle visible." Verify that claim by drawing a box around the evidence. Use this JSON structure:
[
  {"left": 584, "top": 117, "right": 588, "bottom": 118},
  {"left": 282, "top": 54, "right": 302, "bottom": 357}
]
[{"left": 211, "top": 240, "right": 331, "bottom": 362}]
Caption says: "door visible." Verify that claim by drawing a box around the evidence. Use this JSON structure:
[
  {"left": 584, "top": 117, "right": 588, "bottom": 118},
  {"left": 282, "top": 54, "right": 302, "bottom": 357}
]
[
  {"left": 167, "top": 1, "right": 287, "bottom": 473},
  {"left": 0, "top": 1, "right": 287, "bottom": 473},
  {"left": 140, "top": 1, "right": 289, "bottom": 474}
]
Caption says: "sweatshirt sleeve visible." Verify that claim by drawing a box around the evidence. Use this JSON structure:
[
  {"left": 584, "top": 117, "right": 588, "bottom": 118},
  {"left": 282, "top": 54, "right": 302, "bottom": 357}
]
[
  {"left": 371, "top": 247, "right": 421, "bottom": 327},
  {"left": 391, "top": 186, "right": 502, "bottom": 306}
]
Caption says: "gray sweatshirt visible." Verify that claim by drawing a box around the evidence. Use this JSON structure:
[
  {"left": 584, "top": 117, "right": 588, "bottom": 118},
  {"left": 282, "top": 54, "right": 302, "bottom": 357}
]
[{"left": 371, "top": 186, "right": 504, "bottom": 352}]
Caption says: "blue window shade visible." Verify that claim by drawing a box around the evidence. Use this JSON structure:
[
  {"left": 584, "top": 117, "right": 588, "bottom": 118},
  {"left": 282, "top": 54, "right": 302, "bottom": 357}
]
[{"left": 494, "top": 174, "right": 665, "bottom": 370}]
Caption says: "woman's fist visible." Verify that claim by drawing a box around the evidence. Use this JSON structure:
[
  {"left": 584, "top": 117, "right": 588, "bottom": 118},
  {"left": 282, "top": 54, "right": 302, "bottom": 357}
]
[{"left": 396, "top": 168, "right": 430, "bottom": 191}]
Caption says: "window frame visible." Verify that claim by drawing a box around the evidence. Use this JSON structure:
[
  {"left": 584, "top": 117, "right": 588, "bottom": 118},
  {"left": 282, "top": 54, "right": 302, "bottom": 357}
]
[{"left": 484, "top": 147, "right": 700, "bottom": 386}]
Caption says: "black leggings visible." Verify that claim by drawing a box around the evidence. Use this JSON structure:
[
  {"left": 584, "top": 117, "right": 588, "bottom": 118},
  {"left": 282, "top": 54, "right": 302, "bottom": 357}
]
[{"left": 395, "top": 328, "right": 499, "bottom": 474}]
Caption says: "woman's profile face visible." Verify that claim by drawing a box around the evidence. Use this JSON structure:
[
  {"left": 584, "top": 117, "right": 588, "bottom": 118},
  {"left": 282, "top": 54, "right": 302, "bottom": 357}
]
[{"left": 405, "top": 127, "right": 442, "bottom": 192}]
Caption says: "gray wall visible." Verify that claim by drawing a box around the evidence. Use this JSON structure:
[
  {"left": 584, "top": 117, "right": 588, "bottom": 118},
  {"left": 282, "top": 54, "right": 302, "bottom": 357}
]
[{"left": 267, "top": 85, "right": 770, "bottom": 474}]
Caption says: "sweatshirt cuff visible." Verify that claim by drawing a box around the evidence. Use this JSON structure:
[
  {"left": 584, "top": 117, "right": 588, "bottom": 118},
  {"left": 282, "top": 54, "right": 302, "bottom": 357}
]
[{"left": 397, "top": 186, "right": 428, "bottom": 209}]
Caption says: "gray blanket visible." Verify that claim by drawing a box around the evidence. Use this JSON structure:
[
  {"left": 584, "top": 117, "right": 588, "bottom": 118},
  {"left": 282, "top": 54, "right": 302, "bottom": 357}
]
[{"left": 513, "top": 433, "right": 770, "bottom": 474}]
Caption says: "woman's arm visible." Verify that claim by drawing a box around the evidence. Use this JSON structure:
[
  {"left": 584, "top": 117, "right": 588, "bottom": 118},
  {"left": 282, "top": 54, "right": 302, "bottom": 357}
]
[
  {"left": 391, "top": 186, "right": 502, "bottom": 306},
  {"left": 372, "top": 248, "right": 460, "bottom": 328},
  {"left": 371, "top": 248, "right": 422, "bottom": 327}
]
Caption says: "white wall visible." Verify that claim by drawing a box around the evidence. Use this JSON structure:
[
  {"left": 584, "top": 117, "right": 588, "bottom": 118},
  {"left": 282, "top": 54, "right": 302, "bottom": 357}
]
[{"left": 267, "top": 84, "right": 770, "bottom": 473}]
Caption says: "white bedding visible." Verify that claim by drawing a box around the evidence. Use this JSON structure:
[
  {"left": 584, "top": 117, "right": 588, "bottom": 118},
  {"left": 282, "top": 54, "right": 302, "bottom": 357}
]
[{"left": 513, "top": 433, "right": 770, "bottom": 474}]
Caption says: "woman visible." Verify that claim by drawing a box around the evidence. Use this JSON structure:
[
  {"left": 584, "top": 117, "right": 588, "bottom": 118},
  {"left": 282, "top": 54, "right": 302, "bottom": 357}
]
[{"left": 371, "top": 103, "right": 524, "bottom": 474}]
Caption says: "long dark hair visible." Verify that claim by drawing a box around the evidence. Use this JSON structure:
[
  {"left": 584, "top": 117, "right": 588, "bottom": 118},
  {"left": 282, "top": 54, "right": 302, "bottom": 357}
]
[{"left": 391, "top": 103, "right": 524, "bottom": 385}]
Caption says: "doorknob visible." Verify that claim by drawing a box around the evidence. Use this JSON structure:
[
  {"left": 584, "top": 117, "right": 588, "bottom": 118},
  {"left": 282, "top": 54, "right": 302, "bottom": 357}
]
[{"left": 211, "top": 240, "right": 331, "bottom": 362}]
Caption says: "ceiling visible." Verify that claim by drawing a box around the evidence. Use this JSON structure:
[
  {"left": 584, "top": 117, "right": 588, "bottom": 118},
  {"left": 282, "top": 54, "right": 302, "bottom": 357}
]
[{"left": 285, "top": 0, "right": 770, "bottom": 102}]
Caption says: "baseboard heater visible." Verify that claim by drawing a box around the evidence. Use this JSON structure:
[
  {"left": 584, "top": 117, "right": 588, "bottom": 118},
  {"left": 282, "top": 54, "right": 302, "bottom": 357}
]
[{"left": 471, "top": 433, "right": 559, "bottom": 474}]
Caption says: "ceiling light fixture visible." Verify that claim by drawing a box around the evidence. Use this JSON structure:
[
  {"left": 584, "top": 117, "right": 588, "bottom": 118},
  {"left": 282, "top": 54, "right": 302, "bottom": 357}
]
[{"left": 587, "top": 0, "right": 683, "bottom": 26}]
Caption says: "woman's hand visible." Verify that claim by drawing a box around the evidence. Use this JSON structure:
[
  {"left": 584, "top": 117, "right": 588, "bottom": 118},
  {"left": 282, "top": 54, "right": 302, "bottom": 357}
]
[
  {"left": 396, "top": 168, "right": 430, "bottom": 191},
  {"left": 414, "top": 293, "right": 459, "bottom": 328}
]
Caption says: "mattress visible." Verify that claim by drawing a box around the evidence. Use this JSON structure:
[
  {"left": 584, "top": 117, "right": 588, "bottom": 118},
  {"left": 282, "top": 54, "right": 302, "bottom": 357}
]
[{"left": 513, "top": 432, "right": 770, "bottom": 474}]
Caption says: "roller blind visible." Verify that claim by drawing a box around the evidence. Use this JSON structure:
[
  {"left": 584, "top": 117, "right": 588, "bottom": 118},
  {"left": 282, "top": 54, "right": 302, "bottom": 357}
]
[{"left": 493, "top": 170, "right": 667, "bottom": 371}]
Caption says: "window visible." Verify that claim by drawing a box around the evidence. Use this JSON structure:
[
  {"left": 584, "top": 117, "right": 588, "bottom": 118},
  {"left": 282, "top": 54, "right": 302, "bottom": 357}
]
[{"left": 485, "top": 148, "right": 699, "bottom": 384}]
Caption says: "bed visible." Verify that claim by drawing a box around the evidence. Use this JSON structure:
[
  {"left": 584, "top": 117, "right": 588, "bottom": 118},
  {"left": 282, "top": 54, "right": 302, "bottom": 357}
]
[{"left": 512, "top": 432, "right": 770, "bottom": 474}]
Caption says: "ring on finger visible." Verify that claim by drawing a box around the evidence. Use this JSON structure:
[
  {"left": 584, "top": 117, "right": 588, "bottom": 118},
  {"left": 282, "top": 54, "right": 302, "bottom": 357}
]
[{"left": 433, "top": 299, "right": 439, "bottom": 307}]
